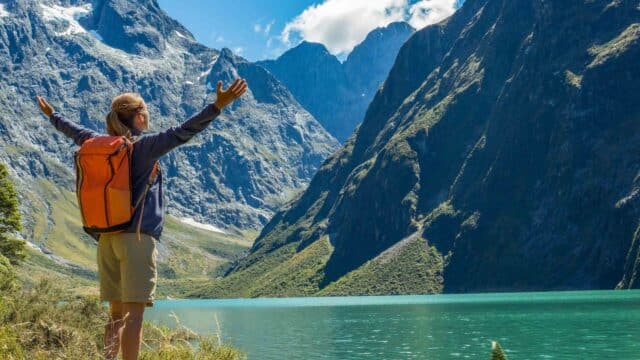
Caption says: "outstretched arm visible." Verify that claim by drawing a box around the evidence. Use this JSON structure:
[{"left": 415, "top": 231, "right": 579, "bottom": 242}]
[
  {"left": 139, "top": 77, "right": 248, "bottom": 160},
  {"left": 36, "top": 95, "right": 98, "bottom": 146}
]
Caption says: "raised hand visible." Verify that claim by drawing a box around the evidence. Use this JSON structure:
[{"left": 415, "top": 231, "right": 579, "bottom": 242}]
[
  {"left": 214, "top": 78, "right": 248, "bottom": 110},
  {"left": 36, "top": 95, "right": 55, "bottom": 116}
]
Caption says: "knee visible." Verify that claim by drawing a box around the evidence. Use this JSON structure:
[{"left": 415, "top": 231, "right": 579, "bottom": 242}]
[
  {"left": 122, "top": 303, "right": 145, "bottom": 325},
  {"left": 124, "top": 311, "right": 143, "bottom": 324}
]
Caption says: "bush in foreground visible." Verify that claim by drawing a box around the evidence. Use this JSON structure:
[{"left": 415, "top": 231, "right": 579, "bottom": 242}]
[
  {"left": 0, "top": 254, "right": 245, "bottom": 359},
  {"left": 491, "top": 341, "right": 508, "bottom": 360}
]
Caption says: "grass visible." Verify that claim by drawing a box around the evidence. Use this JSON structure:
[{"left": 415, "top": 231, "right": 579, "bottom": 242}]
[
  {"left": 588, "top": 23, "right": 640, "bottom": 68},
  {"left": 25, "top": 178, "right": 97, "bottom": 270},
  {"left": 189, "top": 238, "right": 333, "bottom": 298},
  {"left": 192, "top": 230, "right": 445, "bottom": 298},
  {"left": 0, "top": 253, "right": 246, "bottom": 359},
  {"left": 17, "top": 247, "right": 98, "bottom": 296},
  {"left": 320, "top": 234, "right": 444, "bottom": 296}
]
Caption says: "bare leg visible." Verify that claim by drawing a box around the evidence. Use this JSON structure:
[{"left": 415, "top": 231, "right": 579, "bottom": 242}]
[
  {"left": 104, "top": 301, "right": 123, "bottom": 359},
  {"left": 121, "top": 302, "right": 146, "bottom": 360}
]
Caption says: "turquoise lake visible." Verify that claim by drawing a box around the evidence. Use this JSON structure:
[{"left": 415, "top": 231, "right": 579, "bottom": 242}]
[{"left": 145, "top": 290, "right": 640, "bottom": 359}]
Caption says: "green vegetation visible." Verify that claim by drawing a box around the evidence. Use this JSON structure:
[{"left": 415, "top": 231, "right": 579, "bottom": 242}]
[
  {"left": 0, "top": 162, "right": 26, "bottom": 264},
  {"left": 140, "top": 316, "right": 245, "bottom": 360},
  {"left": 191, "top": 231, "right": 446, "bottom": 298},
  {"left": 29, "top": 179, "right": 97, "bottom": 270},
  {"left": 0, "top": 265, "right": 245, "bottom": 359},
  {"left": 320, "top": 235, "right": 444, "bottom": 296},
  {"left": 564, "top": 70, "right": 583, "bottom": 88},
  {"left": 588, "top": 23, "right": 640, "bottom": 68},
  {"left": 190, "top": 236, "right": 333, "bottom": 298},
  {"left": 490, "top": 341, "right": 508, "bottom": 360}
]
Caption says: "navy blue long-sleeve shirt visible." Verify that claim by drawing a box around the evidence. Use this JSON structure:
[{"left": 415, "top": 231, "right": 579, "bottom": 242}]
[{"left": 49, "top": 103, "right": 221, "bottom": 241}]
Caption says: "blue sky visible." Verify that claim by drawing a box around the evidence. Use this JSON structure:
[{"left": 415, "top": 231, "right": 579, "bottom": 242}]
[{"left": 157, "top": 0, "right": 459, "bottom": 62}]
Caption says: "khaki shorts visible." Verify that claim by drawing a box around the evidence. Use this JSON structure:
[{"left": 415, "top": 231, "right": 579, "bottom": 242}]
[{"left": 98, "top": 232, "right": 157, "bottom": 306}]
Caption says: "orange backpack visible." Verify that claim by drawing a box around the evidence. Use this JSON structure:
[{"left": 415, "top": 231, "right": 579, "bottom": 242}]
[{"left": 74, "top": 136, "right": 158, "bottom": 235}]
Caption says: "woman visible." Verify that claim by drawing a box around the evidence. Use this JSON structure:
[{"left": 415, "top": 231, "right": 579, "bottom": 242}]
[{"left": 35, "top": 77, "right": 247, "bottom": 360}]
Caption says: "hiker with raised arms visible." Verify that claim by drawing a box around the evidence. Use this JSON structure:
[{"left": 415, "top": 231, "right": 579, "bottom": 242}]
[{"left": 35, "top": 77, "right": 248, "bottom": 360}]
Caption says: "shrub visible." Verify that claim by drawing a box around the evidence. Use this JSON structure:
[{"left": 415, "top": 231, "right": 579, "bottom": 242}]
[
  {"left": 491, "top": 341, "right": 508, "bottom": 360},
  {"left": 0, "top": 162, "right": 25, "bottom": 265},
  {"left": 0, "top": 274, "right": 245, "bottom": 359}
]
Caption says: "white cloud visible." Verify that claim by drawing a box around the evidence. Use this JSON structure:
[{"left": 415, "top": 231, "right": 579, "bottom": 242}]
[
  {"left": 255, "top": 20, "right": 275, "bottom": 36},
  {"left": 215, "top": 35, "right": 225, "bottom": 43},
  {"left": 282, "top": 0, "right": 405, "bottom": 55},
  {"left": 263, "top": 20, "right": 275, "bottom": 35},
  {"left": 233, "top": 46, "right": 244, "bottom": 55},
  {"left": 281, "top": 0, "right": 456, "bottom": 56},
  {"left": 408, "top": 0, "right": 456, "bottom": 29}
]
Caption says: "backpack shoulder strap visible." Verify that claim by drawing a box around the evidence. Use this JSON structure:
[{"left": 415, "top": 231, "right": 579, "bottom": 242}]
[
  {"left": 132, "top": 160, "right": 160, "bottom": 241},
  {"left": 130, "top": 134, "right": 160, "bottom": 207},
  {"left": 132, "top": 162, "right": 160, "bottom": 210},
  {"left": 149, "top": 161, "right": 160, "bottom": 185}
]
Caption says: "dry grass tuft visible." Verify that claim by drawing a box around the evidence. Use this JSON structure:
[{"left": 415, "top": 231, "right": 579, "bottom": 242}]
[{"left": 0, "top": 259, "right": 245, "bottom": 359}]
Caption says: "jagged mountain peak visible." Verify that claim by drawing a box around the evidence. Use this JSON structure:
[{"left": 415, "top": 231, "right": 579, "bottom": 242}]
[
  {"left": 208, "top": 47, "right": 240, "bottom": 80},
  {"left": 207, "top": 47, "right": 297, "bottom": 106},
  {"left": 277, "top": 41, "right": 338, "bottom": 64},
  {"left": 14, "top": 0, "right": 197, "bottom": 55},
  {"left": 365, "top": 21, "right": 414, "bottom": 38},
  {"left": 292, "top": 41, "right": 332, "bottom": 54},
  {"left": 87, "top": 0, "right": 195, "bottom": 54},
  {"left": 218, "top": 47, "right": 237, "bottom": 61},
  {"left": 258, "top": 21, "right": 416, "bottom": 142}
]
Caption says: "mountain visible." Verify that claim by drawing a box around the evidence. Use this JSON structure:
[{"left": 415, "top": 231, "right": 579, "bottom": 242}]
[
  {"left": 0, "top": 0, "right": 337, "bottom": 289},
  {"left": 258, "top": 22, "right": 415, "bottom": 142},
  {"left": 191, "top": 0, "right": 640, "bottom": 298}
]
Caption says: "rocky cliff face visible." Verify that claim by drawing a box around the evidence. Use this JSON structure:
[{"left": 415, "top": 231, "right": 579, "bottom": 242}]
[
  {"left": 194, "top": 0, "right": 640, "bottom": 297},
  {"left": 0, "top": 0, "right": 337, "bottom": 233},
  {"left": 258, "top": 22, "right": 415, "bottom": 142}
]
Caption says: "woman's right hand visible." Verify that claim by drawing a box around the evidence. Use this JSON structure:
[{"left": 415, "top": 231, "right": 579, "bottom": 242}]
[
  {"left": 36, "top": 95, "right": 55, "bottom": 116},
  {"left": 214, "top": 78, "right": 248, "bottom": 110}
]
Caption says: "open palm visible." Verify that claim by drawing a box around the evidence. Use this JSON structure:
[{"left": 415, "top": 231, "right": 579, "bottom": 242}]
[{"left": 214, "top": 78, "right": 248, "bottom": 110}]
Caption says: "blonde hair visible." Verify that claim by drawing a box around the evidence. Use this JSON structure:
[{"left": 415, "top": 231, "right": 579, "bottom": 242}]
[{"left": 106, "top": 93, "right": 148, "bottom": 139}]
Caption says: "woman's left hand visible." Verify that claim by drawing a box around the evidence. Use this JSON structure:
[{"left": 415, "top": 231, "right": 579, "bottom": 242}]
[
  {"left": 214, "top": 78, "right": 248, "bottom": 110},
  {"left": 36, "top": 95, "right": 55, "bottom": 116}
]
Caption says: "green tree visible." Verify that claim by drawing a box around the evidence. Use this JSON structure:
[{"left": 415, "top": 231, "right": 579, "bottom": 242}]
[{"left": 0, "top": 162, "right": 25, "bottom": 264}]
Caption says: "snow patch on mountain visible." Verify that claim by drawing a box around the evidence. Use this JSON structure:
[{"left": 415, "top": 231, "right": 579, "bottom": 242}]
[
  {"left": 174, "top": 30, "right": 190, "bottom": 40},
  {"left": 40, "top": 3, "right": 92, "bottom": 36},
  {"left": 197, "top": 56, "right": 219, "bottom": 80},
  {"left": 88, "top": 29, "right": 103, "bottom": 41},
  {"left": 0, "top": 4, "right": 9, "bottom": 18},
  {"left": 180, "top": 217, "right": 229, "bottom": 234}
]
